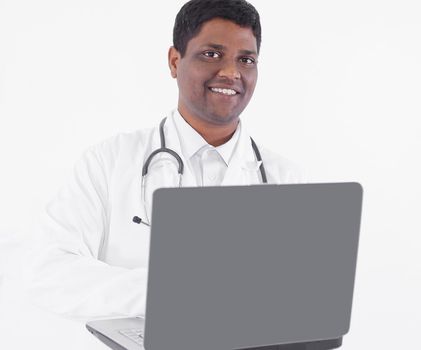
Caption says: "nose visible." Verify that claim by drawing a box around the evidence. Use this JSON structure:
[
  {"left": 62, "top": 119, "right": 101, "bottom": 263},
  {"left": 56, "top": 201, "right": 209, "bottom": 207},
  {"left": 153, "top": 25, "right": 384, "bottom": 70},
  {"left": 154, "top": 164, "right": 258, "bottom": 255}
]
[{"left": 217, "top": 59, "right": 241, "bottom": 80}]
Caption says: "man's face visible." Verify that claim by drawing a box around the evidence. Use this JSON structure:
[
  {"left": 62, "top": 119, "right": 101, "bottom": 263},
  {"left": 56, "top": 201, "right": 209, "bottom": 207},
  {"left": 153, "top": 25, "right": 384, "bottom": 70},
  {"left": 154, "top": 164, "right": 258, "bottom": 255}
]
[{"left": 169, "top": 18, "right": 258, "bottom": 126}]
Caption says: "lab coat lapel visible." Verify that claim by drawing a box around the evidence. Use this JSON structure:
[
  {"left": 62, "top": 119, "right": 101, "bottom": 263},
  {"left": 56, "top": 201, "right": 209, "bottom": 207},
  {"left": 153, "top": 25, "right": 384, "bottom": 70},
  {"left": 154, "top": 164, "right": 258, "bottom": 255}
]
[
  {"left": 143, "top": 114, "right": 197, "bottom": 221},
  {"left": 162, "top": 115, "right": 197, "bottom": 187},
  {"left": 221, "top": 124, "right": 262, "bottom": 186}
]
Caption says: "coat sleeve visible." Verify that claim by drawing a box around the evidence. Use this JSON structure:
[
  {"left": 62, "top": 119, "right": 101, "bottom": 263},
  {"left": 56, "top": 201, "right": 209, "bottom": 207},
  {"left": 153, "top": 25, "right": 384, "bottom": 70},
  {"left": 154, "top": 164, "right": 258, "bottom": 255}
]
[{"left": 23, "top": 145, "right": 147, "bottom": 321}]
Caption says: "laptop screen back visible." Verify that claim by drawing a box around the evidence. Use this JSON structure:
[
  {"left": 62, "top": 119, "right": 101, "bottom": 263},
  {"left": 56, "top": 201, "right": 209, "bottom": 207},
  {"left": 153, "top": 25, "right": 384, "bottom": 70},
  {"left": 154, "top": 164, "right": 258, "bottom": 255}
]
[{"left": 144, "top": 183, "right": 363, "bottom": 350}]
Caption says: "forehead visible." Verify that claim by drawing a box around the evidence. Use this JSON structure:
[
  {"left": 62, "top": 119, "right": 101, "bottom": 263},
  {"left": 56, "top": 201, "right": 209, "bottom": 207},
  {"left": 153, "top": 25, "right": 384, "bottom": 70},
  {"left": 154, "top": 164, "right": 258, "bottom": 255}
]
[{"left": 186, "top": 18, "right": 257, "bottom": 53}]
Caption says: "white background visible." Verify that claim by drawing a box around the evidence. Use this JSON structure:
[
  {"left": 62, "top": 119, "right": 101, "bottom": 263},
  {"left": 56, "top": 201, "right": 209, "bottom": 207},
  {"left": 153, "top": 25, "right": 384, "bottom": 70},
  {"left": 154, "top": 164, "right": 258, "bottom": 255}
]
[{"left": 0, "top": 0, "right": 420, "bottom": 349}]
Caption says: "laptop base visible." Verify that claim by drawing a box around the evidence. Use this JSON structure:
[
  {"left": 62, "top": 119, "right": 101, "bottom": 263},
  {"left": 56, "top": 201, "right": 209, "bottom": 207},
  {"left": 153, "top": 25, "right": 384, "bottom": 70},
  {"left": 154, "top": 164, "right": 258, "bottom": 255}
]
[
  {"left": 87, "top": 318, "right": 342, "bottom": 350},
  {"left": 86, "top": 326, "right": 127, "bottom": 350},
  {"left": 246, "top": 337, "right": 342, "bottom": 350}
]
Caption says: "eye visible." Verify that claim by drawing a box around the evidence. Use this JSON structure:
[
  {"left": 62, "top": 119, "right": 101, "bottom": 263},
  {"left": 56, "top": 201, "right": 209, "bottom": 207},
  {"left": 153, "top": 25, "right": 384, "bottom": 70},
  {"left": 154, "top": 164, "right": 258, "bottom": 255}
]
[
  {"left": 203, "top": 51, "right": 222, "bottom": 59},
  {"left": 240, "top": 57, "right": 256, "bottom": 65}
]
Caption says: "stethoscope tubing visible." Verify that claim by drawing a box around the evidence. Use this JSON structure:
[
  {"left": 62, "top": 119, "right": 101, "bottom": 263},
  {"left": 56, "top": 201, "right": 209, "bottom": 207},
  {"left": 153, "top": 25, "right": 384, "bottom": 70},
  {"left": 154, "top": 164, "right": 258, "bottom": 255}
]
[{"left": 139, "top": 116, "right": 267, "bottom": 224}]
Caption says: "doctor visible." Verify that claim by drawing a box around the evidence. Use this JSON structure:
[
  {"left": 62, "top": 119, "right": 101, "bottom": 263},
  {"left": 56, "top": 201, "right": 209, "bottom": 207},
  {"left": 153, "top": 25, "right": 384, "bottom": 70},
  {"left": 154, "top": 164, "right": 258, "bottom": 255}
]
[{"left": 25, "top": 0, "right": 303, "bottom": 320}]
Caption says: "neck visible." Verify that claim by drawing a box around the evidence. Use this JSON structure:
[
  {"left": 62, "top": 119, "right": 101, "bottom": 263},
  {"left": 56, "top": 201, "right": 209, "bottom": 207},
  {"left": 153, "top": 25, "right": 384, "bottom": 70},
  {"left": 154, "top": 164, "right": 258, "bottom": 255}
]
[{"left": 178, "top": 110, "right": 239, "bottom": 147}]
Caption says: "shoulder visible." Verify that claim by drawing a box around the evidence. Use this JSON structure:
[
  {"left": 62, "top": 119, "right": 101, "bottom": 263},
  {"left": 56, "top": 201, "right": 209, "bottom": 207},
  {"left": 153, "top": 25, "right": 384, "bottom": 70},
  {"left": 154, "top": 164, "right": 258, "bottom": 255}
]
[
  {"left": 259, "top": 146, "right": 307, "bottom": 184},
  {"left": 240, "top": 120, "right": 306, "bottom": 184},
  {"left": 86, "top": 127, "right": 155, "bottom": 163},
  {"left": 75, "top": 127, "right": 157, "bottom": 180},
  {"left": 262, "top": 148, "right": 306, "bottom": 184},
  {"left": 92, "top": 127, "right": 155, "bottom": 155}
]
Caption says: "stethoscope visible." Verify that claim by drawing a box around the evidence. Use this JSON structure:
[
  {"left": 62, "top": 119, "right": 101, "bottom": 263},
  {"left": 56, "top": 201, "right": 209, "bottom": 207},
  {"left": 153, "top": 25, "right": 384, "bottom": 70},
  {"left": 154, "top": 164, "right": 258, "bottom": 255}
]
[{"left": 133, "top": 117, "right": 267, "bottom": 226}]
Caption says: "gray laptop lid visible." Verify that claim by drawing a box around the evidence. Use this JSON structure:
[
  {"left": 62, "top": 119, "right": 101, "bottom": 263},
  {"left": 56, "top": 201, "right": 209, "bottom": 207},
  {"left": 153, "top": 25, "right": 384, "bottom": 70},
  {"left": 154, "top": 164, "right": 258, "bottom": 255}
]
[{"left": 144, "top": 183, "right": 363, "bottom": 350}]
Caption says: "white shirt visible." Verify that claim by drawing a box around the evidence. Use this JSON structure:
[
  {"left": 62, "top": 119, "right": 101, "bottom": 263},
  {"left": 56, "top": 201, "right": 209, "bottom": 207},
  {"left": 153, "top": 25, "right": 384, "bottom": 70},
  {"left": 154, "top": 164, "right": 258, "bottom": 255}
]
[
  {"left": 24, "top": 110, "right": 304, "bottom": 321},
  {"left": 172, "top": 109, "right": 240, "bottom": 186}
]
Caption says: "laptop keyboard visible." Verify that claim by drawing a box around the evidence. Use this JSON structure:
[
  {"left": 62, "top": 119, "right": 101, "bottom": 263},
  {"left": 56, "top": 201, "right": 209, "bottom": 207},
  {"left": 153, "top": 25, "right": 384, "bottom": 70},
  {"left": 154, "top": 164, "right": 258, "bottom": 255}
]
[{"left": 119, "top": 328, "right": 144, "bottom": 345}]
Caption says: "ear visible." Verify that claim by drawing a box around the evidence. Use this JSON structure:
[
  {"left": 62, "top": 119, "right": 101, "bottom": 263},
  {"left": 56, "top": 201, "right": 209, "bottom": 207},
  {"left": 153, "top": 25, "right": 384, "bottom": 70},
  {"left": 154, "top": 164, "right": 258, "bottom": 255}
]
[{"left": 168, "top": 46, "right": 181, "bottom": 79}]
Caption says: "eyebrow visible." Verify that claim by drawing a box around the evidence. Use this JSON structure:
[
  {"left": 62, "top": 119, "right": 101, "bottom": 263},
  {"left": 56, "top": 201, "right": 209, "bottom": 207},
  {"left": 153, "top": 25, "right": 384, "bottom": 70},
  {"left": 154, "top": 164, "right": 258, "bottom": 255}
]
[{"left": 203, "top": 43, "right": 258, "bottom": 56}]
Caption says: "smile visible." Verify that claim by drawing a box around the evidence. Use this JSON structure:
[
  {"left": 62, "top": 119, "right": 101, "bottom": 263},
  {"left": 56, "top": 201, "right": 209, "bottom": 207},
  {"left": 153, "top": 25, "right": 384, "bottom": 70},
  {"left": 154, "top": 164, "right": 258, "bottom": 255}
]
[{"left": 209, "top": 87, "right": 238, "bottom": 96}]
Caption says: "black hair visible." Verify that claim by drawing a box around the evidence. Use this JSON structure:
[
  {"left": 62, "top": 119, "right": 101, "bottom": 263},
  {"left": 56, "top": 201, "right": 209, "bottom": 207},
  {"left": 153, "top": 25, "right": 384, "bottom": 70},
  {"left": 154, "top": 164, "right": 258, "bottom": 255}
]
[{"left": 173, "top": 0, "right": 261, "bottom": 57}]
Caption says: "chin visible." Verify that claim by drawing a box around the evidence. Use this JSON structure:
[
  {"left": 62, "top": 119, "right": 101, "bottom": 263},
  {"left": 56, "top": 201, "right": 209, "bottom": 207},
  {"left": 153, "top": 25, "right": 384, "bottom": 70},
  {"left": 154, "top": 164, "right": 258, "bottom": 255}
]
[
  {"left": 207, "top": 114, "right": 238, "bottom": 125},
  {"left": 205, "top": 109, "right": 240, "bottom": 125}
]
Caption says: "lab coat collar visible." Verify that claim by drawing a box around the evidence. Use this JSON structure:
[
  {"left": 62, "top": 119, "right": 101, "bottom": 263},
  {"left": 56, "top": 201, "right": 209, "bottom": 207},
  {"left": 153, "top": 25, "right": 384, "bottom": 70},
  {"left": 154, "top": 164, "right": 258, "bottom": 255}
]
[{"left": 162, "top": 113, "right": 197, "bottom": 187}]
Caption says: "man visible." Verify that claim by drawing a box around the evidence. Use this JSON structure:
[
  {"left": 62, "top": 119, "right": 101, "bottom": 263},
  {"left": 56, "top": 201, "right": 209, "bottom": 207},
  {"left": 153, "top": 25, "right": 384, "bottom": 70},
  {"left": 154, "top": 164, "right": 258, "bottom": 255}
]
[{"left": 25, "top": 0, "right": 302, "bottom": 320}]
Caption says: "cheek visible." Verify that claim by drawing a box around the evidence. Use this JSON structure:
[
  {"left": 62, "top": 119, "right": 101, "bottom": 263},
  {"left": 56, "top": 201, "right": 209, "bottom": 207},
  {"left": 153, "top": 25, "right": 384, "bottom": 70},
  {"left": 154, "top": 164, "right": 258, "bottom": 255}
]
[
  {"left": 178, "top": 67, "right": 208, "bottom": 98},
  {"left": 243, "top": 74, "right": 258, "bottom": 100},
  {"left": 246, "top": 69, "right": 258, "bottom": 87}
]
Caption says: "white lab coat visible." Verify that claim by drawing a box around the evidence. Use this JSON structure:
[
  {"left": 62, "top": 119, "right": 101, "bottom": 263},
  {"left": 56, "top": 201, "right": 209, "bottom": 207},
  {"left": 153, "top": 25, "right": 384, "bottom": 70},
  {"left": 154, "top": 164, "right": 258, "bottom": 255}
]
[{"left": 24, "top": 112, "right": 304, "bottom": 321}]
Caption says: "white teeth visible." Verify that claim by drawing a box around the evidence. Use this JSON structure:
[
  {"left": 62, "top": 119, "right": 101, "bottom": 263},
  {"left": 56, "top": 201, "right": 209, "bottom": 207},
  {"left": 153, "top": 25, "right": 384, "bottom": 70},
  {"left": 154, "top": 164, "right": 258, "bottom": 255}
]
[{"left": 210, "top": 87, "right": 237, "bottom": 96}]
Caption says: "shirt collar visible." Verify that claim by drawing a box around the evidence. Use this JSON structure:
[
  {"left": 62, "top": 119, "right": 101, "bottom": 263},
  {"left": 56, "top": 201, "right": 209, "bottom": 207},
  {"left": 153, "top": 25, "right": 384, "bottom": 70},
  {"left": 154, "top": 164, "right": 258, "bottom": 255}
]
[{"left": 172, "top": 109, "right": 241, "bottom": 166}]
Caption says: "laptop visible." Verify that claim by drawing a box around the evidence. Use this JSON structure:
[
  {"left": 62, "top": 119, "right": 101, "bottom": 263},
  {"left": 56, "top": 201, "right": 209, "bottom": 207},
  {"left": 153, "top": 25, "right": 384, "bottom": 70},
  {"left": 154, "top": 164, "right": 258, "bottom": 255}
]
[{"left": 87, "top": 182, "right": 363, "bottom": 350}]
